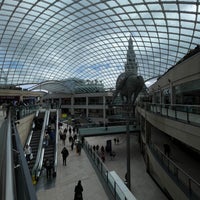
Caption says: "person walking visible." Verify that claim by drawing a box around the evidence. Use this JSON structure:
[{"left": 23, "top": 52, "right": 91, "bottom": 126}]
[
  {"left": 61, "top": 132, "right": 67, "bottom": 146},
  {"left": 74, "top": 180, "right": 83, "bottom": 200},
  {"left": 44, "top": 158, "right": 53, "bottom": 179},
  {"left": 71, "top": 138, "right": 74, "bottom": 151},
  {"left": 44, "top": 132, "right": 50, "bottom": 147},
  {"left": 76, "top": 142, "right": 82, "bottom": 155},
  {"left": 61, "top": 147, "right": 69, "bottom": 166}
]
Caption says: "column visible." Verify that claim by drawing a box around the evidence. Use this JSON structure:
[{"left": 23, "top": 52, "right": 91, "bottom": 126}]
[
  {"left": 86, "top": 96, "right": 88, "bottom": 118},
  {"left": 103, "top": 96, "right": 106, "bottom": 125},
  {"left": 71, "top": 96, "right": 74, "bottom": 115}
]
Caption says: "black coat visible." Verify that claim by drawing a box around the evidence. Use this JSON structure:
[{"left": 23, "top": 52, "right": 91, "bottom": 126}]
[
  {"left": 74, "top": 183, "right": 83, "bottom": 200},
  {"left": 61, "top": 148, "right": 69, "bottom": 158}
]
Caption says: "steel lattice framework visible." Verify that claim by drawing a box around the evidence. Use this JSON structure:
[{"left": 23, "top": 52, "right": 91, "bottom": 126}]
[{"left": 0, "top": 0, "right": 199, "bottom": 93}]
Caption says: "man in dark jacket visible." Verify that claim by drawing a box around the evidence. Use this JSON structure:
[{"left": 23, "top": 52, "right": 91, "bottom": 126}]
[{"left": 61, "top": 147, "right": 69, "bottom": 166}]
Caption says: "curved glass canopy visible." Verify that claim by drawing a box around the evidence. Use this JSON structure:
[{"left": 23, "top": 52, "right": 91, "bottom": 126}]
[{"left": 0, "top": 0, "right": 199, "bottom": 93}]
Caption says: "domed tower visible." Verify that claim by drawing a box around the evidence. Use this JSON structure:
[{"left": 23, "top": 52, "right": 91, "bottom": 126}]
[{"left": 124, "top": 36, "right": 138, "bottom": 77}]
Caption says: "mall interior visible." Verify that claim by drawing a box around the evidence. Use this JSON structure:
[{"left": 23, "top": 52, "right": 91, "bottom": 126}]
[{"left": 0, "top": 1, "right": 200, "bottom": 200}]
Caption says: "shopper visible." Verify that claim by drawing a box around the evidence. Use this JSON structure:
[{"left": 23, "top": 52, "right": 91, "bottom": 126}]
[
  {"left": 74, "top": 180, "right": 83, "bottom": 200},
  {"left": 61, "top": 146, "right": 69, "bottom": 166}
]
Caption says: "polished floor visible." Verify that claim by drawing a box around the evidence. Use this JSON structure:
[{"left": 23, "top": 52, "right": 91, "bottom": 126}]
[
  {"left": 36, "top": 141, "right": 109, "bottom": 200},
  {"left": 85, "top": 134, "right": 168, "bottom": 200},
  {"left": 36, "top": 122, "right": 168, "bottom": 200},
  {"left": 36, "top": 123, "right": 109, "bottom": 200}
]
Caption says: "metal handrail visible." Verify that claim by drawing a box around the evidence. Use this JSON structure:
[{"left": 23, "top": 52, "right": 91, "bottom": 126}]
[
  {"left": 84, "top": 140, "right": 137, "bottom": 200},
  {"left": 12, "top": 121, "right": 37, "bottom": 200},
  {"left": 14, "top": 105, "right": 40, "bottom": 120},
  {"left": 5, "top": 111, "right": 15, "bottom": 200},
  {"left": 0, "top": 108, "right": 38, "bottom": 200},
  {"left": 149, "top": 143, "right": 200, "bottom": 199},
  {"left": 25, "top": 110, "right": 39, "bottom": 147},
  {"left": 53, "top": 109, "right": 59, "bottom": 176},
  {"left": 138, "top": 103, "right": 200, "bottom": 126},
  {"left": 35, "top": 109, "right": 50, "bottom": 178},
  {"left": 0, "top": 118, "right": 7, "bottom": 200}
]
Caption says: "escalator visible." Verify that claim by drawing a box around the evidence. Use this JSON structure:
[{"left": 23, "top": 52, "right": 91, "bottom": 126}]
[
  {"left": 24, "top": 109, "right": 58, "bottom": 183},
  {"left": 42, "top": 110, "right": 57, "bottom": 176},
  {"left": 26, "top": 111, "right": 45, "bottom": 173},
  {"left": 33, "top": 109, "right": 58, "bottom": 190}
]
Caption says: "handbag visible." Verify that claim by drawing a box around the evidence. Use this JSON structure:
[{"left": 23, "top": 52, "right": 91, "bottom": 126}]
[{"left": 30, "top": 153, "right": 33, "bottom": 160}]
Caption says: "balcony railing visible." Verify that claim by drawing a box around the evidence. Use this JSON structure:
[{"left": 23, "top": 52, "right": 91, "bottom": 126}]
[
  {"left": 149, "top": 143, "right": 200, "bottom": 200},
  {"left": 84, "top": 140, "right": 137, "bottom": 200},
  {"left": 139, "top": 103, "right": 200, "bottom": 126},
  {"left": 12, "top": 104, "right": 39, "bottom": 120}
]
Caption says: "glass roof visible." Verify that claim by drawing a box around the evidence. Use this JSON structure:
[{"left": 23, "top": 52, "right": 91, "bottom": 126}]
[{"left": 0, "top": 0, "right": 199, "bottom": 93}]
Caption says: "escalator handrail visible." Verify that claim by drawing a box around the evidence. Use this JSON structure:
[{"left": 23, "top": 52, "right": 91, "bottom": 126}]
[
  {"left": 25, "top": 110, "right": 39, "bottom": 147},
  {"left": 12, "top": 121, "right": 37, "bottom": 200},
  {"left": 0, "top": 118, "right": 8, "bottom": 200},
  {"left": 53, "top": 109, "right": 59, "bottom": 175},
  {"left": 36, "top": 148, "right": 45, "bottom": 178},
  {"left": 37, "top": 109, "right": 58, "bottom": 177},
  {"left": 5, "top": 111, "right": 15, "bottom": 200}
]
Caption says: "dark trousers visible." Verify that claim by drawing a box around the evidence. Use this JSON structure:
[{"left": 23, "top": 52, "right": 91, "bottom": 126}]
[
  {"left": 63, "top": 158, "right": 66, "bottom": 166},
  {"left": 46, "top": 167, "right": 51, "bottom": 178}
]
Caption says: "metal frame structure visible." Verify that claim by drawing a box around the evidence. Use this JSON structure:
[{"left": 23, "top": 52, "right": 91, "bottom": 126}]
[{"left": 0, "top": 0, "right": 199, "bottom": 93}]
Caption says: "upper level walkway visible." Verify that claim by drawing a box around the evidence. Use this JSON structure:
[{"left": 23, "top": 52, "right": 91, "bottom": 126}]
[{"left": 80, "top": 124, "right": 139, "bottom": 136}]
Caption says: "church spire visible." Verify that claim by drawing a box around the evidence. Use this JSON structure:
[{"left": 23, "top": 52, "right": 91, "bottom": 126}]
[{"left": 125, "top": 36, "right": 138, "bottom": 77}]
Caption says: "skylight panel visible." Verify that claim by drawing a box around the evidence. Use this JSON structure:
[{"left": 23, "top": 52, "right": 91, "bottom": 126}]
[
  {"left": 179, "top": 4, "right": 197, "bottom": 12},
  {"left": 180, "top": 28, "right": 194, "bottom": 36},
  {"left": 165, "top": 12, "right": 179, "bottom": 19},
  {"left": 181, "top": 13, "right": 196, "bottom": 21},
  {"left": 135, "top": 4, "right": 148, "bottom": 12},
  {"left": 163, "top": 3, "right": 178, "bottom": 11},
  {"left": 147, "top": 3, "right": 162, "bottom": 10}
]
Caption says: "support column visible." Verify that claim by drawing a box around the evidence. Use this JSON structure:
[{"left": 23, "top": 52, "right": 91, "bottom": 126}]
[
  {"left": 103, "top": 96, "right": 106, "bottom": 125},
  {"left": 145, "top": 120, "right": 151, "bottom": 144},
  {"left": 169, "top": 80, "right": 174, "bottom": 105},
  {"left": 59, "top": 97, "right": 61, "bottom": 109},
  {"left": 159, "top": 88, "right": 162, "bottom": 104},
  {"left": 126, "top": 104, "right": 131, "bottom": 190},
  {"left": 145, "top": 120, "right": 151, "bottom": 173},
  {"left": 71, "top": 96, "right": 74, "bottom": 115},
  {"left": 86, "top": 96, "right": 89, "bottom": 118}
]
